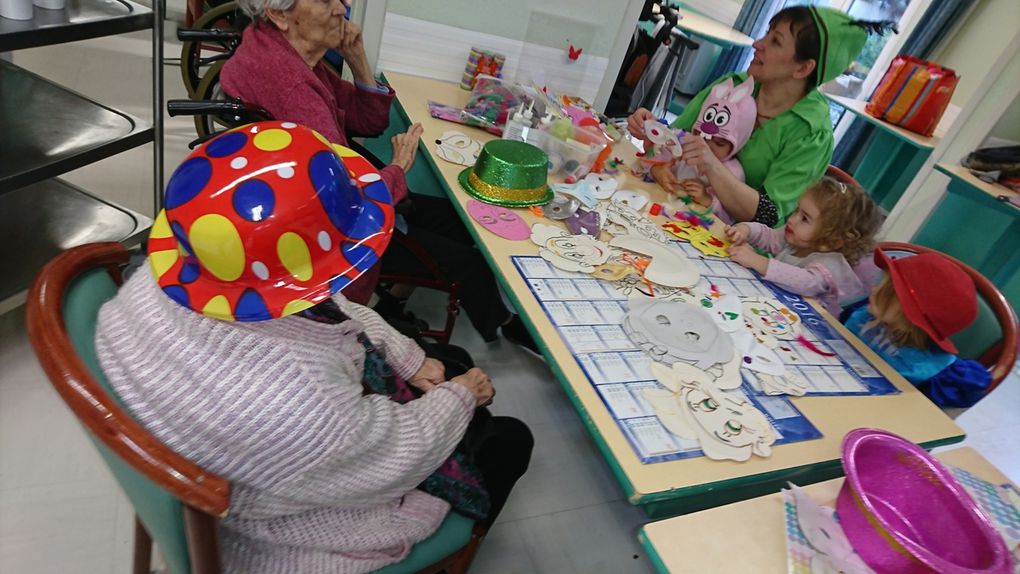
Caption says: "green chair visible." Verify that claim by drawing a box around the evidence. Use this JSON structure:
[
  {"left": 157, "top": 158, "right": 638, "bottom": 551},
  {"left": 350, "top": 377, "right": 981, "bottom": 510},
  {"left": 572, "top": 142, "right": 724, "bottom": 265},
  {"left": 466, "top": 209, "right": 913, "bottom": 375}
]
[
  {"left": 877, "top": 242, "right": 1018, "bottom": 395},
  {"left": 25, "top": 242, "right": 488, "bottom": 574}
]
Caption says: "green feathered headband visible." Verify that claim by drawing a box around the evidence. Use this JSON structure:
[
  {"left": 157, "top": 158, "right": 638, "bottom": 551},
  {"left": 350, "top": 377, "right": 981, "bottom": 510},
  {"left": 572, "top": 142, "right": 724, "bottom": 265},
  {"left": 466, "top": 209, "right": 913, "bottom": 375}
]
[{"left": 808, "top": 6, "right": 897, "bottom": 86}]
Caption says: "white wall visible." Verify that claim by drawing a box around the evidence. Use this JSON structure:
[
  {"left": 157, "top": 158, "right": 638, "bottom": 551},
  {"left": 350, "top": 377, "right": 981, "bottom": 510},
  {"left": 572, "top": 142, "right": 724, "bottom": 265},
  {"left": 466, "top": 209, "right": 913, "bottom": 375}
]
[{"left": 933, "top": 0, "right": 1020, "bottom": 108}]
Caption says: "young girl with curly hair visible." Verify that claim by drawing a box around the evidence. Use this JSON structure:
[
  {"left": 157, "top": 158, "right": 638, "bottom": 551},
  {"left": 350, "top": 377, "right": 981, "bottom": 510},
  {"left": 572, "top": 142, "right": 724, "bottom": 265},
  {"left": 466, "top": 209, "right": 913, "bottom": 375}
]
[{"left": 725, "top": 177, "right": 882, "bottom": 315}]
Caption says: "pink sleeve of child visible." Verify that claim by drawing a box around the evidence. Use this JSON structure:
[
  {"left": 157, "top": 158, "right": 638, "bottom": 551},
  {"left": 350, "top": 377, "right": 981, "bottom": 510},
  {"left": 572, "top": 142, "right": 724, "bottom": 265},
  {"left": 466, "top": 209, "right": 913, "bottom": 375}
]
[
  {"left": 763, "top": 259, "right": 831, "bottom": 300},
  {"left": 745, "top": 223, "right": 786, "bottom": 256}
]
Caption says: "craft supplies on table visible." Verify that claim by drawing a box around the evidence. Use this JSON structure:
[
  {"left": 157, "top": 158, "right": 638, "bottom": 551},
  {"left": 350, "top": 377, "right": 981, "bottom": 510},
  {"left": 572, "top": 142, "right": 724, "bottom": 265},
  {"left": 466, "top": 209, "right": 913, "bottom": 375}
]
[
  {"left": 461, "top": 47, "right": 506, "bottom": 90},
  {"left": 511, "top": 240, "right": 901, "bottom": 465}
]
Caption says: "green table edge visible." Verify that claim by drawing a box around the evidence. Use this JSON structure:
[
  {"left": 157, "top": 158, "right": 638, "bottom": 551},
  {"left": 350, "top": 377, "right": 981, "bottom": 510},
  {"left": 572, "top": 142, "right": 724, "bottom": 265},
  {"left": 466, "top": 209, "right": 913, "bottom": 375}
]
[
  {"left": 386, "top": 78, "right": 966, "bottom": 517},
  {"left": 638, "top": 527, "right": 671, "bottom": 574},
  {"left": 935, "top": 163, "right": 1020, "bottom": 218}
]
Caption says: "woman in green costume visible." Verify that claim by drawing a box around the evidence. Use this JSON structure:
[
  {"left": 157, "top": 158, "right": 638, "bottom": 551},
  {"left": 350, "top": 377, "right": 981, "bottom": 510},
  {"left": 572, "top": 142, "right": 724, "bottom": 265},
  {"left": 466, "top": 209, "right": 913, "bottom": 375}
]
[{"left": 628, "top": 6, "right": 894, "bottom": 226}]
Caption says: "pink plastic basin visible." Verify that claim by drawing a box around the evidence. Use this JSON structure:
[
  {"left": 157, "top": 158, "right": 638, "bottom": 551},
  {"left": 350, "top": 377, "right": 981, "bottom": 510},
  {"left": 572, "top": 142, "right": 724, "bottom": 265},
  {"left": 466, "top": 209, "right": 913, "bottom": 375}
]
[{"left": 837, "top": 428, "right": 1013, "bottom": 574}]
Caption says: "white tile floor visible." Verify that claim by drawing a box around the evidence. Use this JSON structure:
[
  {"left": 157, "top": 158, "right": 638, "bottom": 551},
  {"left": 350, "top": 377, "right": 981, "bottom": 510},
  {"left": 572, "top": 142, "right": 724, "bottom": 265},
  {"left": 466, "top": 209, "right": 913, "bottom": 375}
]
[{"left": 3, "top": 27, "right": 1019, "bottom": 574}]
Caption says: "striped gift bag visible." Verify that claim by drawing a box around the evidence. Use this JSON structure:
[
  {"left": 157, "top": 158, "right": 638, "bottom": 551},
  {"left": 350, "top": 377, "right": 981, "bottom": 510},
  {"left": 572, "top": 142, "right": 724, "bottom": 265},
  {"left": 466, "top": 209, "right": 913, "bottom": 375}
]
[{"left": 866, "top": 55, "right": 959, "bottom": 137}]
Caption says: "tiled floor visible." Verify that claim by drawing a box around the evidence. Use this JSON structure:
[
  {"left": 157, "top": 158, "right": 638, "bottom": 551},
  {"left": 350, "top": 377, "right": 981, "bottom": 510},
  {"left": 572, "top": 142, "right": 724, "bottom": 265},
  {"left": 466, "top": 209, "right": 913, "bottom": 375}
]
[{"left": 3, "top": 26, "right": 1019, "bottom": 574}]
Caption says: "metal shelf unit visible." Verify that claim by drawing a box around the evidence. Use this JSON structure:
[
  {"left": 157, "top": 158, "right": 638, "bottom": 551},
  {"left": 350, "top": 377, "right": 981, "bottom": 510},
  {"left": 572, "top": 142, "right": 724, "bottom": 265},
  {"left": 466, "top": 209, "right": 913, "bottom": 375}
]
[{"left": 0, "top": 0, "right": 162, "bottom": 313}]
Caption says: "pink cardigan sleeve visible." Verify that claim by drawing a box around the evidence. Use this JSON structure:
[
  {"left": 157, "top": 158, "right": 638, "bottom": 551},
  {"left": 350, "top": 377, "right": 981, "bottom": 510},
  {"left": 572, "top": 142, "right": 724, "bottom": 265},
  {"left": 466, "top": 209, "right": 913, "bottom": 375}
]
[
  {"left": 763, "top": 259, "right": 831, "bottom": 301},
  {"left": 745, "top": 222, "right": 786, "bottom": 255}
]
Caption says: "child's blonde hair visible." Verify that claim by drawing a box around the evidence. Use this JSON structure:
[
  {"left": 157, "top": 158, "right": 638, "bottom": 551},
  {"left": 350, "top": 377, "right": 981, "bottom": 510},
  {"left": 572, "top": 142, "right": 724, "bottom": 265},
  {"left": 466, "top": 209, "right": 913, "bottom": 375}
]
[
  {"left": 867, "top": 275, "right": 934, "bottom": 349},
  {"left": 805, "top": 177, "right": 882, "bottom": 265}
]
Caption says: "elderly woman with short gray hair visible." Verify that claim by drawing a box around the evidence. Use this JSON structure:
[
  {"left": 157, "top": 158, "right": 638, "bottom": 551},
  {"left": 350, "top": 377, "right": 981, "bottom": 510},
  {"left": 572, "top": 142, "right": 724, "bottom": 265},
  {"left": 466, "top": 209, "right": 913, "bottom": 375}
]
[{"left": 221, "top": 0, "right": 423, "bottom": 306}]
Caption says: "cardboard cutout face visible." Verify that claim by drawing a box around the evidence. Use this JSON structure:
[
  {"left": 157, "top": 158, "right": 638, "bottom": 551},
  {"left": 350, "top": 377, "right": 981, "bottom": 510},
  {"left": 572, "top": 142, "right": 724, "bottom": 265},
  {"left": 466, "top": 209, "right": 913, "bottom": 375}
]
[
  {"left": 435, "top": 130, "right": 482, "bottom": 166},
  {"left": 467, "top": 200, "right": 531, "bottom": 240},
  {"left": 530, "top": 223, "right": 611, "bottom": 273},
  {"left": 643, "top": 361, "right": 777, "bottom": 461}
]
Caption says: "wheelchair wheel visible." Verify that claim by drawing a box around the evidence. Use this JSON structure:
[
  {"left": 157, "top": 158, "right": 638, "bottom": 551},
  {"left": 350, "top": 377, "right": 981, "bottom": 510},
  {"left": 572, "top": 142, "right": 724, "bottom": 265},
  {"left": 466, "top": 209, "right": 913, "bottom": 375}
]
[
  {"left": 179, "top": 1, "right": 249, "bottom": 98},
  {"left": 191, "top": 61, "right": 234, "bottom": 139}
]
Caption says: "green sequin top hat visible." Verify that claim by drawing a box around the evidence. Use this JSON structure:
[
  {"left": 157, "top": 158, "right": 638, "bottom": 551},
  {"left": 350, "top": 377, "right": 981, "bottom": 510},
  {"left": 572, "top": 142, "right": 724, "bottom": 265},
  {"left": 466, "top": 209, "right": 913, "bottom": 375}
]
[
  {"left": 458, "top": 139, "right": 553, "bottom": 207},
  {"left": 808, "top": 6, "right": 897, "bottom": 86}
]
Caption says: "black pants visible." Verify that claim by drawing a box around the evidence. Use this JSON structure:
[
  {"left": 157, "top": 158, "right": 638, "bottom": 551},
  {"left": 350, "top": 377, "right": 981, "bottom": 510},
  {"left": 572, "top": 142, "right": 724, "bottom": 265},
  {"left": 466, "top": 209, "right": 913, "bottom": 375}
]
[
  {"left": 382, "top": 194, "right": 512, "bottom": 342},
  {"left": 424, "top": 343, "right": 533, "bottom": 526}
]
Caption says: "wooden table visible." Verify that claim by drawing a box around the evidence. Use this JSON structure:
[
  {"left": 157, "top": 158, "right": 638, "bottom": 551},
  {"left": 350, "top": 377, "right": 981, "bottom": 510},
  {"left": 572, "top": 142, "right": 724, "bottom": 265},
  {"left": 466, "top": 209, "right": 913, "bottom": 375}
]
[
  {"left": 639, "top": 447, "right": 1016, "bottom": 572},
  {"left": 821, "top": 92, "right": 956, "bottom": 212},
  {"left": 379, "top": 71, "right": 964, "bottom": 517}
]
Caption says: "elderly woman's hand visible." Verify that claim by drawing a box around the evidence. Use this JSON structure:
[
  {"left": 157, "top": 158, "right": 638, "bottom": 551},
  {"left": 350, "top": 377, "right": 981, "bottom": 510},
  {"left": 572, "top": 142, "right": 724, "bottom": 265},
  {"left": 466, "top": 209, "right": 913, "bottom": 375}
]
[
  {"left": 390, "top": 123, "right": 424, "bottom": 173},
  {"left": 680, "top": 133, "right": 725, "bottom": 178},
  {"left": 336, "top": 18, "right": 366, "bottom": 62},
  {"left": 451, "top": 368, "right": 495, "bottom": 407},
  {"left": 409, "top": 358, "right": 445, "bottom": 392}
]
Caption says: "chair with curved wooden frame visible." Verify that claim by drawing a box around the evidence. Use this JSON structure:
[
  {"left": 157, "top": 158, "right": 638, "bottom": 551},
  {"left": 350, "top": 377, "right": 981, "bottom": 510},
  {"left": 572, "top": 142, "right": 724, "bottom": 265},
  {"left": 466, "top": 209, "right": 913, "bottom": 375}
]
[
  {"left": 825, "top": 164, "right": 860, "bottom": 188},
  {"left": 25, "top": 242, "right": 486, "bottom": 574},
  {"left": 877, "top": 241, "right": 1019, "bottom": 396}
]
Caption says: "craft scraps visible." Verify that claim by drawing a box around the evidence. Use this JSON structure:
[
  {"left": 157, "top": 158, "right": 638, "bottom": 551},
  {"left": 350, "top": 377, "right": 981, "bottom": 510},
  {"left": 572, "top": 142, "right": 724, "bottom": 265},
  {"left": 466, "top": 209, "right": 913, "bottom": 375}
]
[
  {"left": 662, "top": 220, "right": 731, "bottom": 257},
  {"left": 785, "top": 485, "right": 873, "bottom": 574},
  {"left": 434, "top": 130, "right": 482, "bottom": 166},
  {"left": 544, "top": 193, "right": 580, "bottom": 220},
  {"left": 563, "top": 207, "right": 601, "bottom": 237},
  {"left": 530, "top": 223, "right": 611, "bottom": 273},
  {"left": 466, "top": 200, "right": 531, "bottom": 240},
  {"left": 551, "top": 180, "right": 599, "bottom": 209}
]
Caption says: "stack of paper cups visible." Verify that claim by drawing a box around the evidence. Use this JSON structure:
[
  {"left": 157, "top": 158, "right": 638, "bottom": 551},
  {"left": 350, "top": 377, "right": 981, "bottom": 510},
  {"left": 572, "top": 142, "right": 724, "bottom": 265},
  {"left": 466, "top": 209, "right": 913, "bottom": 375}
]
[{"left": 0, "top": 0, "right": 33, "bottom": 20}]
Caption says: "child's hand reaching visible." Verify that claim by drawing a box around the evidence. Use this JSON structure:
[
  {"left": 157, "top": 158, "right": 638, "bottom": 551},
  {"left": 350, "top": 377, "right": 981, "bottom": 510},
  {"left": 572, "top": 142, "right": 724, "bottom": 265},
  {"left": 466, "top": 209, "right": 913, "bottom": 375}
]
[
  {"left": 678, "top": 179, "right": 709, "bottom": 207},
  {"left": 724, "top": 223, "right": 751, "bottom": 245},
  {"left": 728, "top": 243, "right": 770, "bottom": 275}
]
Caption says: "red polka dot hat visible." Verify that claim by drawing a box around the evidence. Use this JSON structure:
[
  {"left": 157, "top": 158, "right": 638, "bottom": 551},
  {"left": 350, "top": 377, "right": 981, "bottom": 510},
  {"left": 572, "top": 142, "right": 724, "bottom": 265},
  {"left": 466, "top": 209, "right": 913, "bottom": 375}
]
[{"left": 148, "top": 121, "right": 395, "bottom": 321}]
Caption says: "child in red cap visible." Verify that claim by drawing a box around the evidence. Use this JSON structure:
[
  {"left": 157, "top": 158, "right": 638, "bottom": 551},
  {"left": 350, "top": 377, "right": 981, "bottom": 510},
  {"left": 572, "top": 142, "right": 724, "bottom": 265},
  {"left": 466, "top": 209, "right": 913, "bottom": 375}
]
[{"left": 844, "top": 248, "right": 991, "bottom": 407}]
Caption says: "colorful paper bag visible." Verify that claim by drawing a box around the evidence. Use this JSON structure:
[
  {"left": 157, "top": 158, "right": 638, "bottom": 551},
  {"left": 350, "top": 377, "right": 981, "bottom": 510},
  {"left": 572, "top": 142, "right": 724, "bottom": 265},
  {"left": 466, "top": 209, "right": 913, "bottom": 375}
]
[{"left": 866, "top": 55, "right": 958, "bottom": 137}]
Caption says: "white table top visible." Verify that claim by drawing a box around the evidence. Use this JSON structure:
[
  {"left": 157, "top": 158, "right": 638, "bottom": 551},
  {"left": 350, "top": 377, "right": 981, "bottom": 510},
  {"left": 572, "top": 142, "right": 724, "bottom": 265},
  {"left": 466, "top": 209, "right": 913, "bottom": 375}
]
[
  {"left": 675, "top": 9, "right": 753, "bottom": 47},
  {"left": 640, "top": 447, "right": 1016, "bottom": 573}
]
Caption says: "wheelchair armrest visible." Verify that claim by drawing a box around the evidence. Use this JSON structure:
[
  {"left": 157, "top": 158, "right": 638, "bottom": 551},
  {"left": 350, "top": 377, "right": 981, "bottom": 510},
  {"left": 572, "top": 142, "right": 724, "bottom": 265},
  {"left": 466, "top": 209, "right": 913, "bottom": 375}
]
[
  {"left": 167, "top": 99, "right": 244, "bottom": 117},
  {"left": 177, "top": 28, "right": 241, "bottom": 43}
]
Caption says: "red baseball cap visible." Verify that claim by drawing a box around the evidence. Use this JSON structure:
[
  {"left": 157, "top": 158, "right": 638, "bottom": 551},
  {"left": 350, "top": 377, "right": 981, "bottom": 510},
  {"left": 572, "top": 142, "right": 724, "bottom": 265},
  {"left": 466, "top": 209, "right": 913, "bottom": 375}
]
[{"left": 874, "top": 249, "right": 977, "bottom": 354}]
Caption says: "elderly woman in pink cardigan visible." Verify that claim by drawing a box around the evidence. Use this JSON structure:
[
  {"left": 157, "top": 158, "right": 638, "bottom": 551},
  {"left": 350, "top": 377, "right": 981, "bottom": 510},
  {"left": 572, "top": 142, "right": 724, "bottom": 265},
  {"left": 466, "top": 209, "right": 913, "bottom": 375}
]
[
  {"left": 220, "top": 0, "right": 539, "bottom": 352},
  {"left": 97, "top": 125, "right": 532, "bottom": 573}
]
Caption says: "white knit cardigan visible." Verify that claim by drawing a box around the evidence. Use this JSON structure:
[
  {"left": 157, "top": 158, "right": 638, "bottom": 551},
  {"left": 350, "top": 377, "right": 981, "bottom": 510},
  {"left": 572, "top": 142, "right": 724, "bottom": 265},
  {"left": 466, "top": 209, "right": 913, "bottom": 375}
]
[{"left": 95, "top": 270, "right": 476, "bottom": 573}]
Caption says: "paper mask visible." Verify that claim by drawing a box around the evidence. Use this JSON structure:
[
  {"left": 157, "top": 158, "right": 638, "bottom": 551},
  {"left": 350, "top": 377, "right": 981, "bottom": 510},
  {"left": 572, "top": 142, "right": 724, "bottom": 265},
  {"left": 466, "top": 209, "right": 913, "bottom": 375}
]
[
  {"left": 434, "top": 130, "right": 482, "bottom": 166},
  {"left": 742, "top": 297, "right": 803, "bottom": 342},
  {"left": 609, "top": 235, "right": 700, "bottom": 288},
  {"left": 584, "top": 173, "right": 619, "bottom": 199},
  {"left": 604, "top": 200, "right": 669, "bottom": 243},
  {"left": 699, "top": 289, "right": 743, "bottom": 333},
  {"left": 662, "top": 220, "right": 731, "bottom": 257},
  {"left": 643, "top": 361, "right": 777, "bottom": 461},
  {"left": 611, "top": 273, "right": 696, "bottom": 303},
  {"left": 624, "top": 299, "right": 734, "bottom": 369},
  {"left": 610, "top": 189, "right": 649, "bottom": 211},
  {"left": 530, "top": 223, "right": 611, "bottom": 273},
  {"left": 788, "top": 485, "right": 872, "bottom": 574},
  {"left": 467, "top": 200, "right": 530, "bottom": 240}
]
